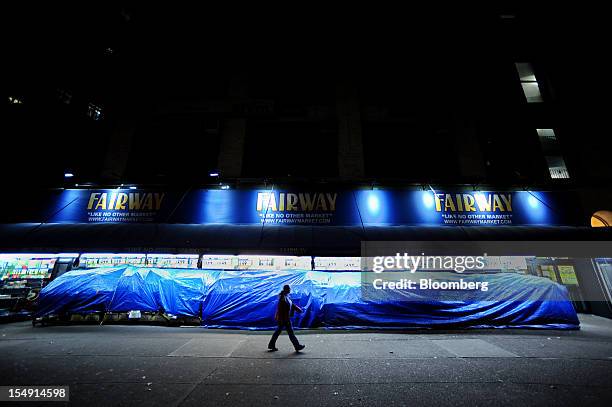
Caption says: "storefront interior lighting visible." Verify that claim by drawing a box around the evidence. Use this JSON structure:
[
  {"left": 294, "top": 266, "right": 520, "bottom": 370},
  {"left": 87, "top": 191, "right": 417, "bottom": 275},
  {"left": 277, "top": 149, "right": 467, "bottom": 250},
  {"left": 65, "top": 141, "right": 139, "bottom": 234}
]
[
  {"left": 0, "top": 253, "right": 63, "bottom": 259},
  {"left": 209, "top": 171, "right": 220, "bottom": 177},
  {"left": 57, "top": 253, "right": 79, "bottom": 258},
  {"left": 64, "top": 172, "right": 74, "bottom": 178},
  {"left": 148, "top": 254, "right": 199, "bottom": 258}
]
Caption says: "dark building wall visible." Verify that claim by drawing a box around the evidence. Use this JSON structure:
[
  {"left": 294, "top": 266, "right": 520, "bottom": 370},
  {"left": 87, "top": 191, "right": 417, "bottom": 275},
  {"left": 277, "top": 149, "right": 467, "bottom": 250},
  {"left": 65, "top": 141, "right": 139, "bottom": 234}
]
[{"left": 3, "top": 5, "right": 610, "bottom": 192}]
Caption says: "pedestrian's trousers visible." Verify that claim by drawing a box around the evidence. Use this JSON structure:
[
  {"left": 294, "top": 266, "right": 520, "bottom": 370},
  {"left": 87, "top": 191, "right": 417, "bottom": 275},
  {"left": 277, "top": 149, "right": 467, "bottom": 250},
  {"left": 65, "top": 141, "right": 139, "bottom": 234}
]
[{"left": 268, "top": 320, "right": 300, "bottom": 349}]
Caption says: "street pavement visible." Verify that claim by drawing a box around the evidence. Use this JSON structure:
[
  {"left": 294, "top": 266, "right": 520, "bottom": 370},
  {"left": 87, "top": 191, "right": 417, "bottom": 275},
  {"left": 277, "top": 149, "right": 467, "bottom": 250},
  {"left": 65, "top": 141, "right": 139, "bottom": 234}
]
[{"left": 1, "top": 314, "right": 612, "bottom": 406}]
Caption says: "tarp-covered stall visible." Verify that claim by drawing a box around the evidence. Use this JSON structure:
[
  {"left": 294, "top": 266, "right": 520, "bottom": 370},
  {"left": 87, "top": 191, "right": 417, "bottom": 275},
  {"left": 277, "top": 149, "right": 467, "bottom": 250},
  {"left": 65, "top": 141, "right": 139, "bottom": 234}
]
[{"left": 36, "top": 267, "right": 579, "bottom": 329}]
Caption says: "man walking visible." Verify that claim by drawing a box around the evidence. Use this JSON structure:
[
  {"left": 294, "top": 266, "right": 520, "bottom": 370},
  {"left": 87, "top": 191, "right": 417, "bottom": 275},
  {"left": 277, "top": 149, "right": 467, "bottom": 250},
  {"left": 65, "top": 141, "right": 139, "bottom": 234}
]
[{"left": 268, "top": 284, "right": 306, "bottom": 352}]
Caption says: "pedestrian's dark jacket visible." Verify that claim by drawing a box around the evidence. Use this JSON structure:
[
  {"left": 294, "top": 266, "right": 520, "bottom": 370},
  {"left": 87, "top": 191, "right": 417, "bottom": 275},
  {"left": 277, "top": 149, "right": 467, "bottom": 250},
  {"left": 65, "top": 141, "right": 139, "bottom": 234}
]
[{"left": 274, "top": 293, "right": 302, "bottom": 322}]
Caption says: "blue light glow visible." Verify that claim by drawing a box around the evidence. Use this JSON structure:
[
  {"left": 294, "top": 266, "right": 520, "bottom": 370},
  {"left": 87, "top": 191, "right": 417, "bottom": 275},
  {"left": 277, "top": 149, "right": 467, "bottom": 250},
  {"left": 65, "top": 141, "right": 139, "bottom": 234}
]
[
  {"left": 514, "top": 191, "right": 552, "bottom": 225},
  {"left": 422, "top": 192, "right": 435, "bottom": 208},
  {"left": 367, "top": 194, "right": 380, "bottom": 213},
  {"left": 356, "top": 190, "right": 391, "bottom": 224},
  {"left": 202, "top": 190, "right": 233, "bottom": 223},
  {"left": 474, "top": 193, "right": 487, "bottom": 209}
]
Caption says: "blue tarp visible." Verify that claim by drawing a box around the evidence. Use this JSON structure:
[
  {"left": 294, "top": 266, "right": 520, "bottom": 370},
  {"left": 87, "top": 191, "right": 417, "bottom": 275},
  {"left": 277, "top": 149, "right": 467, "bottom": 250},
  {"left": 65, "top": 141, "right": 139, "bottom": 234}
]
[{"left": 36, "top": 267, "right": 579, "bottom": 329}]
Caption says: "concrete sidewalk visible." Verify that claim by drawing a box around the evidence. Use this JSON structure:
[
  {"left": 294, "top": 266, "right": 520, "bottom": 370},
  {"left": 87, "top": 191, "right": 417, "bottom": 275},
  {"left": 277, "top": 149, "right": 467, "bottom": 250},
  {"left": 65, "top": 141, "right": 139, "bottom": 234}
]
[{"left": 1, "top": 314, "right": 612, "bottom": 406}]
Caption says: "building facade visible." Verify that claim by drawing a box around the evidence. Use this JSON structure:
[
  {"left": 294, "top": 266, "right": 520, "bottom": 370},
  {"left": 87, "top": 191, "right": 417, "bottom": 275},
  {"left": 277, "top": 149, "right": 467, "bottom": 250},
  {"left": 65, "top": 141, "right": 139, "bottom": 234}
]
[{"left": 3, "top": 5, "right": 612, "bottom": 320}]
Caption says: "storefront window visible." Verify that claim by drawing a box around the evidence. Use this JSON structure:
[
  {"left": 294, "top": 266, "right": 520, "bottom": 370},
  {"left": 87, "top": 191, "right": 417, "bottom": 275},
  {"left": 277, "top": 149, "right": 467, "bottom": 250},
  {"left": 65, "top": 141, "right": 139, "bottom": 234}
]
[
  {"left": 557, "top": 265, "right": 579, "bottom": 285},
  {"left": 527, "top": 257, "right": 586, "bottom": 311},
  {"left": 594, "top": 259, "right": 612, "bottom": 302}
]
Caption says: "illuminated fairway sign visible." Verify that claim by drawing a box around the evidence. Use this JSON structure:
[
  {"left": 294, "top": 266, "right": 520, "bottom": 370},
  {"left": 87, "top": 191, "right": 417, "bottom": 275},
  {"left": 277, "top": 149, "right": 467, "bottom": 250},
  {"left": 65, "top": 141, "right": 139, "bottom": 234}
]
[
  {"left": 432, "top": 192, "right": 514, "bottom": 225},
  {"left": 86, "top": 192, "right": 165, "bottom": 222},
  {"left": 87, "top": 192, "right": 165, "bottom": 211},
  {"left": 43, "top": 189, "right": 574, "bottom": 226},
  {"left": 255, "top": 192, "right": 338, "bottom": 224},
  {"left": 46, "top": 190, "right": 173, "bottom": 223},
  {"left": 434, "top": 193, "right": 512, "bottom": 213}
]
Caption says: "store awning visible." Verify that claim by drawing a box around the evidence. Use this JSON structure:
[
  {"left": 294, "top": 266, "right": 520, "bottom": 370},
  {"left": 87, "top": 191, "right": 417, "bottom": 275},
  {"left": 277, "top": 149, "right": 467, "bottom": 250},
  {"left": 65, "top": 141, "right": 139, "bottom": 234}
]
[{"left": 1, "top": 223, "right": 612, "bottom": 255}]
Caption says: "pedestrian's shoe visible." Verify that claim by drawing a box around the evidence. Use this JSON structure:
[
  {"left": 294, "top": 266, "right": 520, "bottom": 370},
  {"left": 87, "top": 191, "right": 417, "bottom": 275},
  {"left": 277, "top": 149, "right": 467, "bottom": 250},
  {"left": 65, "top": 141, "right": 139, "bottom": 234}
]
[
  {"left": 268, "top": 347, "right": 278, "bottom": 351},
  {"left": 295, "top": 344, "right": 305, "bottom": 352}
]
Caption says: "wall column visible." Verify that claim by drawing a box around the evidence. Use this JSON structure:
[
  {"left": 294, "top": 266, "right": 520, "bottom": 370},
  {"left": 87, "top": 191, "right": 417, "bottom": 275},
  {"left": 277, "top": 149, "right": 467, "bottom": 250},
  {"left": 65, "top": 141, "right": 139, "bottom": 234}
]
[
  {"left": 336, "top": 81, "right": 365, "bottom": 178},
  {"left": 453, "top": 115, "right": 486, "bottom": 180},
  {"left": 101, "top": 119, "right": 135, "bottom": 182},
  {"left": 217, "top": 76, "right": 248, "bottom": 178}
]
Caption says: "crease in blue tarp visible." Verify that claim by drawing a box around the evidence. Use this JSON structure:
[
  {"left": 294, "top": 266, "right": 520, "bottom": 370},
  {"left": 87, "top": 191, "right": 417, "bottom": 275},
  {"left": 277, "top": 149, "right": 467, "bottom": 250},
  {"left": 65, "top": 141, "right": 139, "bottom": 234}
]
[{"left": 36, "top": 267, "right": 579, "bottom": 329}]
